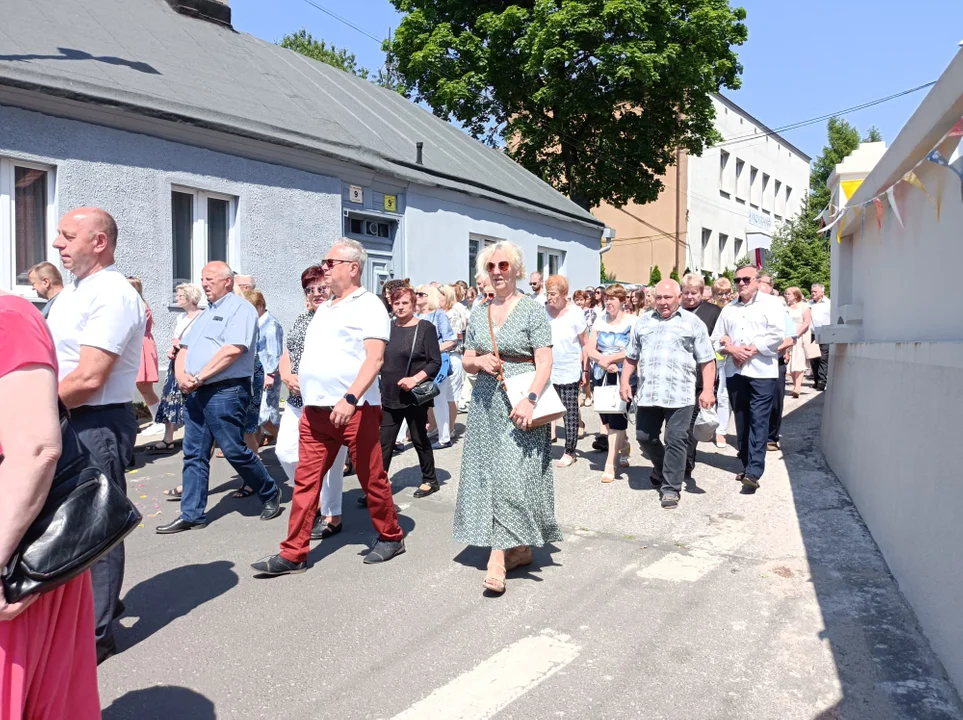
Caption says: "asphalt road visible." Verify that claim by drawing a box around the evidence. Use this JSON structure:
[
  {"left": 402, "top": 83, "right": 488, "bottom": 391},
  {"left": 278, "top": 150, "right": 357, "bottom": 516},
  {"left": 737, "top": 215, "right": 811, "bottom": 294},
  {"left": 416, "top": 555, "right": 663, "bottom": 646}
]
[{"left": 98, "top": 391, "right": 963, "bottom": 720}]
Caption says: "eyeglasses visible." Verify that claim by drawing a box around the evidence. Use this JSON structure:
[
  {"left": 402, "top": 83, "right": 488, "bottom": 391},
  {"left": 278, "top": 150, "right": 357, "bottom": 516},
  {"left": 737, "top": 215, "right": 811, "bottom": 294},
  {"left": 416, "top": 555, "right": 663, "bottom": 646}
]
[
  {"left": 303, "top": 285, "right": 325, "bottom": 295},
  {"left": 321, "top": 259, "right": 351, "bottom": 270},
  {"left": 485, "top": 292, "right": 495, "bottom": 299},
  {"left": 734, "top": 276, "right": 755, "bottom": 285},
  {"left": 415, "top": 292, "right": 428, "bottom": 297},
  {"left": 486, "top": 261, "right": 511, "bottom": 273}
]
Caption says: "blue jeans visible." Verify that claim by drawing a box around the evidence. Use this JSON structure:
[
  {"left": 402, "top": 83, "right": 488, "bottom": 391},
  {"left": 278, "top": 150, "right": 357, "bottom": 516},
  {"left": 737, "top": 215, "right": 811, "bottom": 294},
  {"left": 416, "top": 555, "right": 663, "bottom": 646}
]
[
  {"left": 180, "top": 379, "right": 278, "bottom": 523},
  {"left": 726, "top": 375, "right": 777, "bottom": 480}
]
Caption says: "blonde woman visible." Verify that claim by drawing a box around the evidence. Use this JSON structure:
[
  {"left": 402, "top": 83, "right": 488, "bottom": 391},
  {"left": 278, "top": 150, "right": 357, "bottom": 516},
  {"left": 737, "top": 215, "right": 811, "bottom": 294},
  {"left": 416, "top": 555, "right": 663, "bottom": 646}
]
[
  {"left": 454, "top": 241, "right": 560, "bottom": 594},
  {"left": 439, "top": 284, "right": 470, "bottom": 428},
  {"left": 415, "top": 285, "right": 457, "bottom": 448},
  {"left": 644, "top": 286, "right": 656, "bottom": 311},
  {"left": 784, "top": 287, "right": 813, "bottom": 398},
  {"left": 545, "top": 275, "right": 587, "bottom": 467}
]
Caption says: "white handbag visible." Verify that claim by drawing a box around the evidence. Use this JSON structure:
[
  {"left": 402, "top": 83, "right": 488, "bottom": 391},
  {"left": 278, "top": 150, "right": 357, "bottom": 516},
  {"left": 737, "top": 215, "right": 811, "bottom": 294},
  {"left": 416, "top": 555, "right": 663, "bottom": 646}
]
[
  {"left": 488, "top": 305, "right": 566, "bottom": 428},
  {"left": 593, "top": 373, "right": 627, "bottom": 414}
]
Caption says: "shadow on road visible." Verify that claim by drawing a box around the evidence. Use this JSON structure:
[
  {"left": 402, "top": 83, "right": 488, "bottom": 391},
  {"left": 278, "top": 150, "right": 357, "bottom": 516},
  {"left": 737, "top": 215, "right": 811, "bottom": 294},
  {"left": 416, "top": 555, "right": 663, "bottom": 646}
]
[
  {"left": 779, "top": 394, "right": 962, "bottom": 718},
  {"left": 452, "top": 543, "right": 562, "bottom": 584},
  {"left": 116, "top": 561, "right": 238, "bottom": 654},
  {"left": 102, "top": 685, "right": 215, "bottom": 720}
]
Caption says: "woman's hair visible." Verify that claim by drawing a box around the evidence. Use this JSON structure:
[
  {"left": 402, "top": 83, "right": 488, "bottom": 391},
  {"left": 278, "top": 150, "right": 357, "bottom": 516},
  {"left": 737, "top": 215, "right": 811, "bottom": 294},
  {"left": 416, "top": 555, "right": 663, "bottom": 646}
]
[
  {"left": 415, "top": 284, "right": 442, "bottom": 311},
  {"left": 785, "top": 286, "right": 804, "bottom": 304},
  {"left": 301, "top": 264, "right": 325, "bottom": 289},
  {"left": 573, "top": 289, "right": 587, "bottom": 304},
  {"left": 243, "top": 288, "right": 266, "bottom": 311},
  {"left": 126, "top": 276, "right": 144, "bottom": 298},
  {"left": 545, "top": 274, "right": 568, "bottom": 297},
  {"left": 604, "top": 283, "right": 627, "bottom": 301},
  {"left": 630, "top": 288, "right": 645, "bottom": 311},
  {"left": 711, "top": 278, "right": 732, "bottom": 306},
  {"left": 452, "top": 281, "right": 467, "bottom": 301},
  {"left": 175, "top": 283, "right": 202, "bottom": 306},
  {"left": 437, "top": 284, "right": 457, "bottom": 310},
  {"left": 476, "top": 240, "right": 525, "bottom": 279},
  {"left": 644, "top": 287, "right": 655, "bottom": 307},
  {"left": 390, "top": 286, "right": 416, "bottom": 306},
  {"left": 466, "top": 286, "right": 477, "bottom": 300}
]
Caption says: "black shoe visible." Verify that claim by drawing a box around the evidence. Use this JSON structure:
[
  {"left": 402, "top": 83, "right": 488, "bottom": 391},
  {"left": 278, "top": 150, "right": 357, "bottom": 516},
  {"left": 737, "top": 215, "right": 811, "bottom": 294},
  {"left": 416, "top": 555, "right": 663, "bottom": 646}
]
[
  {"left": 413, "top": 482, "right": 440, "bottom": 498},
  {"left": 311, "top": 517, "right": 343, "bottom": 541},
  {"left": 363, "top": 538, "right": 406, "bottom": 564},
  {"left": 251, "top": 554, "right": 307, "bottom": 577},
  {"left": 357, "top": 494, "right": 368, "bottom": 507},
  {"left": 260, "top": 489, "right": 282, "bottom": 520},
  {"left": 661, "top": 494, "right": 680, "bottom": 510},
  {"left": 741, "top": 475, "right": 760, "bottom": 490},
  {"left": 592, "top": 436, "right": 609, "bottom": 452},
  {"left": 156, "top": 517, "right": 206, "bottom": 534},
  {"left": 96, "top": 638, "right": 117, "bottom": 665}
]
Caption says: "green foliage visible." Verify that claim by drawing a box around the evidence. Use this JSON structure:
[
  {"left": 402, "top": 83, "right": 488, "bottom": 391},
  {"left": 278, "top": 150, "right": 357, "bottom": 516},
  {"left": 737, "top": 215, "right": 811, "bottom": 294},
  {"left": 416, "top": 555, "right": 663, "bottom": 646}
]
[
  {"left": 721, "top": 267, "right": 734, "bottom": 282},
  {"left": 649, "top": 265, "right": 662, "bottom": 285},
  {"left": 702, "top": 270, "right": 713, "bottom": 286},
  {"left": 386, "top": 0, "right": 748, "bottom": 209},
  {"left": 863, "top": 126, "right": 883, "bottom": 143},
  {"left": 809, "top": 117, "right": 861, "bottom": 215},
  {"left": 600, "top": 259, "right": 616, "bottom": 282},
  {"left": 280, "top": 29, "right": 404, "bottom": 92},
  {"left": 669, "top": 266, "right": 680, "bottom": 282},
  {"left": 767, "top": 194, "right": 830, "bottom": 292},
  {"left": 734, "top": 256, "right": 751, "bottom": 268}
]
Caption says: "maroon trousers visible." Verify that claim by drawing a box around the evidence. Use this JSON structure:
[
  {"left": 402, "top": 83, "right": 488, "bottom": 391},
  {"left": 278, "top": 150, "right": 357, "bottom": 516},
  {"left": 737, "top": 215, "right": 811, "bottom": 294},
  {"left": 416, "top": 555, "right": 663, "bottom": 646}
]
[{"left": 280, "top": 404, "right": 403, "bottom": 564}]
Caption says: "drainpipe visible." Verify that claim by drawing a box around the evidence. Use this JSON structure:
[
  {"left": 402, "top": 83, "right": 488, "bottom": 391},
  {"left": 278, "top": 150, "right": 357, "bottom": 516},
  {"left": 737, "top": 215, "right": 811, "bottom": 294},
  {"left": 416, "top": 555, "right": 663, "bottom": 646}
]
[{"left": 674, "top": 147, "right": 683, "bottom": 274}]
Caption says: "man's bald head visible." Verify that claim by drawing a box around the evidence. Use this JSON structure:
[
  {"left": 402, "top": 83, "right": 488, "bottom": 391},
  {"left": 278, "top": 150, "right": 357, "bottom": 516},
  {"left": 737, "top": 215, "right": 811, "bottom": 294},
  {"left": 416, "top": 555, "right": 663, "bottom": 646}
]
[
  {"left": 653, "top": 280, "right": 682, "bottom": 318},
  {"left": 201, "top": 261, "right": 234, "bottom": 302},
  {"left": 53, "top": 206, "right": 119, "bottom": 280}
]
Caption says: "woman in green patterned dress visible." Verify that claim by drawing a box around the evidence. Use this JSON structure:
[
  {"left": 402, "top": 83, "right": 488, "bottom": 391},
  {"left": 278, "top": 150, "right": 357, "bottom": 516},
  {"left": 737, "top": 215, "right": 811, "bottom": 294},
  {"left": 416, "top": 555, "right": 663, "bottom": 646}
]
[{"left": 454, "top": 241, "right": 562, "bottom": 594}]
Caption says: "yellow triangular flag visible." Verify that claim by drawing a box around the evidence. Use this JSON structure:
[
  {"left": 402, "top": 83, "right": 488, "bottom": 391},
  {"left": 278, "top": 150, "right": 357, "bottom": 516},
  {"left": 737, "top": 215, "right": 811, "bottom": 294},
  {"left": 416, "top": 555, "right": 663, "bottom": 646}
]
[
  {"left": 903, "top": 171, "right": 937, "bottom": 207},
  {"left": 841, "top": 179, "right": 863, "bottom": 201}
]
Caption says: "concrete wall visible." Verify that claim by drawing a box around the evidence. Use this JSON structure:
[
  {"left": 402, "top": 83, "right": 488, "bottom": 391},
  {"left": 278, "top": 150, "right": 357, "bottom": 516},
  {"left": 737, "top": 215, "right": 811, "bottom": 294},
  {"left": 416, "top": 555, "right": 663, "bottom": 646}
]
[
  {"left": 821, "top": 156, "right": 963, "bottom": 691},
  {"left": 0, "top": 103, "right": 347, "bottom": 357},
  {"left": 404, "top": 186, "right": 601, "bottom": 290},
  {"left": 687, "top": 96, "right": 811, "bottom": 274},
  {"left": 593, "top": 157, "right": 687, "bottom": 285}
]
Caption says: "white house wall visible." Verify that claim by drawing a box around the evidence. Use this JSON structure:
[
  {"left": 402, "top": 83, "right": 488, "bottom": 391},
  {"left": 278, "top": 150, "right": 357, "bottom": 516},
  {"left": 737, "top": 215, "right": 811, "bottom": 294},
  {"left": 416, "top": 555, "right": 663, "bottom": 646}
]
[
  {"left": 821, "top": 157, "right": 963, "bottom": 692},
  {"left": 0, "top": 103, "right": 343, "bottom": 359},
  {"left": 403, "top": 187, "right": 601, "bottom": 289},
  {"left": 687, "top": 97, "right": 811, "bottom": 274}
]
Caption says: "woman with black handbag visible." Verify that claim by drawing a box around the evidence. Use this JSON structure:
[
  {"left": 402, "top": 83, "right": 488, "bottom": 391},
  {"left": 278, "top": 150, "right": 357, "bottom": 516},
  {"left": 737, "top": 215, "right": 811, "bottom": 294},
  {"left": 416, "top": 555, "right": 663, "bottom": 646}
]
[
  {"left": 0, "top": 293, "right": 101, "bottom": 718},
  {"left": 378, "top": 286, "right": 443, "bottom": 498}
]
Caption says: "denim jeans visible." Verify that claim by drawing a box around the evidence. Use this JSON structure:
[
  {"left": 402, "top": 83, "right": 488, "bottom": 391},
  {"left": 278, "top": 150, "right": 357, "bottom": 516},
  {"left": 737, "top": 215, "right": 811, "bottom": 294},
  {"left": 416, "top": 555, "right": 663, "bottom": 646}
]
[
  {"left": 727, "top": 375, "right": 776, "bottom": 480},
  {"left": 636, "top": 405, "right": 693, "bottom": 497},
  {"left": 180, "top": 379, "right": 279, "bottom": 523}
]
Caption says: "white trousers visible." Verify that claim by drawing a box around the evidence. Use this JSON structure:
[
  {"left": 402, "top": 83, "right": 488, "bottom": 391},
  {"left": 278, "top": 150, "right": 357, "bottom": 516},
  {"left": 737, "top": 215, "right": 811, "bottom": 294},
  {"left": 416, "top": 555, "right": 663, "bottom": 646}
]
[
  {"left": 448, "top": 354, "right": 464, "bottom": 404},
  {"left": 276, "top": 403, "right": 347, "bottom": 516},
  {"left": 433, "top": 376, "right": 453, "bottom": 444},
  {"left": 715, "top": 359, "right": 731, "bottom": 435}
]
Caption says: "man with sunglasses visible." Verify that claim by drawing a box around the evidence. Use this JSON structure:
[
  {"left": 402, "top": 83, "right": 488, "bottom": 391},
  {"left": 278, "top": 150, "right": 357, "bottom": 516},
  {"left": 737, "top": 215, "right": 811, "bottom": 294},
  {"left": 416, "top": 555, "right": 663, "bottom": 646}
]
[
  {"left": 253, "top": 239, "right": 405, "bottom": 576},
  {"left": 711, "top": 265, "right": 786, "bottom": 493},
  {"left": 529, "top": 271, "right": 547, "bottom": 305}
]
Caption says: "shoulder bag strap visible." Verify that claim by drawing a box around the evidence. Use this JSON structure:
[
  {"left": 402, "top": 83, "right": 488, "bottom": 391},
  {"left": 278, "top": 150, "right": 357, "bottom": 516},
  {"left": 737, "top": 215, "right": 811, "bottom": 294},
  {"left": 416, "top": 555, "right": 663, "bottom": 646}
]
[
  {"left": 405, "top": 322, "right": 419, "bottom": 377},
  {"left": 487, "top": 304, "right": 507, "bottom": 391}
]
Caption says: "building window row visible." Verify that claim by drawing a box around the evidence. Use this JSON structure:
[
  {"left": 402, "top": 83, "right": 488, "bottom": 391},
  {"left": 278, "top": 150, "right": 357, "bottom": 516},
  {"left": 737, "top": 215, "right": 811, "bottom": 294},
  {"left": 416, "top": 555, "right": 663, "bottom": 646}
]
[
  {"left": 698, "top": 226, "right": 746, "bottom": 273},
  {"left": 720, "top": 151, "right": 793, "bottom": 218}
]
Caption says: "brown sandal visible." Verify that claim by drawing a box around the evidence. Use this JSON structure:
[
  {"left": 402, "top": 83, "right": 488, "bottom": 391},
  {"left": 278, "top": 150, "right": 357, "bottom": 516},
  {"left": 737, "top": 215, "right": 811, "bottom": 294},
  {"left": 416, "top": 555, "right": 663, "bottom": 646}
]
[{"left": 483, "top": 563, "right": 506, "bottom": 593}]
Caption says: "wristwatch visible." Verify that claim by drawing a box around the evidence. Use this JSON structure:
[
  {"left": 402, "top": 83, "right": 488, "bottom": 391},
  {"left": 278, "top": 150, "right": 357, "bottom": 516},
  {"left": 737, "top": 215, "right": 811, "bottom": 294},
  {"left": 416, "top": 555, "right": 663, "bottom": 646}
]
[
  {"left": 343, "top": 393, "right": 358, "bottom": 406},
  {"left": 527, "top": 391, "right": 538, "bottom": 403}
]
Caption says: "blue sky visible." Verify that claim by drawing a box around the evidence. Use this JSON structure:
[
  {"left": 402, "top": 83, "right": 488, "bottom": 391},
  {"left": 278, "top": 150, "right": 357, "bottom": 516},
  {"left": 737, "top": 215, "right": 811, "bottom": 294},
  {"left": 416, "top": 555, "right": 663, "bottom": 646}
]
[{"left": 231, "top": 0, "right": 963, "bottom": 162}]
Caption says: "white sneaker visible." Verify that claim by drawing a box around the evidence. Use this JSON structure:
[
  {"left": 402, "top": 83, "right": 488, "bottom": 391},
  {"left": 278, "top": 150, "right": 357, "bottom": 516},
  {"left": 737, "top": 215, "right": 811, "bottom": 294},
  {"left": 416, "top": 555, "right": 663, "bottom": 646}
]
[{"left": 141, "top": 423, "right": 165, "bottom": 436}]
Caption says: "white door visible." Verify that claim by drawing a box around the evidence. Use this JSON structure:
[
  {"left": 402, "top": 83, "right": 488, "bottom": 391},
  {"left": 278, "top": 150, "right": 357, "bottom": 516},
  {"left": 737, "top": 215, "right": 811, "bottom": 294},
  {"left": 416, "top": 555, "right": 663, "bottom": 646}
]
[{"left": 366, "top": 253, "right": 393, "bottom": 296}]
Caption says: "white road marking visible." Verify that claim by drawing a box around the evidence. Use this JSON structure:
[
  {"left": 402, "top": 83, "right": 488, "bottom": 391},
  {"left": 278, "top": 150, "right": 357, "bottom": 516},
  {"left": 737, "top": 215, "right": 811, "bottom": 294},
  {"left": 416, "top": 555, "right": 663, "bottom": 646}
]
[
  {"left": 391, "top": 631, "right": 580, "bottom": 720},
  {"left": 637, "top": 520, "right": 749, "bottom": 583}
]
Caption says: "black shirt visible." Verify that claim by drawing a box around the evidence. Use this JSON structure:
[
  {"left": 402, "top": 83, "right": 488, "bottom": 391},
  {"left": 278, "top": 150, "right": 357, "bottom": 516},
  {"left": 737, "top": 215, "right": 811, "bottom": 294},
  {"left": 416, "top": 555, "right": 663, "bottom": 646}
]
[
  {"left": 689, "top": 301, "right": 721, "bottom": 390},
  {"left": 381, "top": 319, "right": 442, "bottom": 409}
]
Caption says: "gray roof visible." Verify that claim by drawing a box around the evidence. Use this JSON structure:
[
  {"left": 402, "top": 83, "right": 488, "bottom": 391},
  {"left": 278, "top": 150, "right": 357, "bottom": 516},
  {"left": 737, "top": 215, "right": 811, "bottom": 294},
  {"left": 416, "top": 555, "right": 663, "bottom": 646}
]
[{"left": 0, "top": 0, "right": 602, "bottom": 228}]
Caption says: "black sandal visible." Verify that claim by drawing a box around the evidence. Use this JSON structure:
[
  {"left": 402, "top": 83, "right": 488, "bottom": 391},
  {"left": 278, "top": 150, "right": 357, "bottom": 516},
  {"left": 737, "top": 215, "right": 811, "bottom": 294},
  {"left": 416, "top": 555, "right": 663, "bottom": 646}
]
[
  {"left": 413, "top": 482, "right": 440, "bottom": 498},
  {"left": 231, "top": 486, "right": 255, "bottom": 499},
  {"left": 146, "top": 440, "right": 177, "bottom": 455},
  {"left": 164, "top": 486, "right": 183, "bottom": 501}
]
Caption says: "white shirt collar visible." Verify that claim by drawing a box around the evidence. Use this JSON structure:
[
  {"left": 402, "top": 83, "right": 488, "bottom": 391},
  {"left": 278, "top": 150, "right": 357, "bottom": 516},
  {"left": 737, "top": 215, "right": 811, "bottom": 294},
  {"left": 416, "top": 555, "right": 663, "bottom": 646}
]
[{"left": 72, "top": 263, "right": 118, "bottom": 288}]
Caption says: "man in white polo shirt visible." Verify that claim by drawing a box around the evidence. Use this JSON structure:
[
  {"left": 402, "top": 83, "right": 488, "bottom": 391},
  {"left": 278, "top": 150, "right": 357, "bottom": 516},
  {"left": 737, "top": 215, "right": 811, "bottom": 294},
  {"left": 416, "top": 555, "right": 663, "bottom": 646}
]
[
  {"left": 47, "top": 207, "right": 146, "bottom": 663},
  {"left": 252, "top": 239, "right": 405, "bottom": 577},
  {"left": 809, "top": 283, "right": 831, "bottom": 391},
  {"left": 711, "top": 264, "right": 785, "bottom": 493}
]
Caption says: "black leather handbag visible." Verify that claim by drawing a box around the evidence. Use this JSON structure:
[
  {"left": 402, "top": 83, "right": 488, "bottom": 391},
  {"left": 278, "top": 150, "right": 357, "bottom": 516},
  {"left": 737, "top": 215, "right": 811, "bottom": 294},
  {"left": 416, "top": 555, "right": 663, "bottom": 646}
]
[
  {"left": 1, "top": 402, "right": 142, "bottom": 603},
  {"left": 406, "top": 323, "right": 441, "bottom": 406}
]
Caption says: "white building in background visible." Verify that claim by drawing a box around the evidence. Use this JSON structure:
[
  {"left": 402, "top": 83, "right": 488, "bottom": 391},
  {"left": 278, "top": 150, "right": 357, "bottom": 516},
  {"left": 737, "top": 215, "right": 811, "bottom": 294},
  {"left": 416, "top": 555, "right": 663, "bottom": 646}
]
[
  {"left": 686, "top": 94, "right": 811, "bottom": 274},
  {"left": 819, "top": 49, "right": 963, "bottom": 693}
]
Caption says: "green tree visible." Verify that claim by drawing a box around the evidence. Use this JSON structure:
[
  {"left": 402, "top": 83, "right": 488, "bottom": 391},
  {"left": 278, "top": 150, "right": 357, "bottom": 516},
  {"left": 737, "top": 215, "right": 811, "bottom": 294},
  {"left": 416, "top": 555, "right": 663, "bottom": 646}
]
[
  {"left": 386, "top": 0, "right": 748, "bottom": 210},
  {"left": 767, "top": 194, "right": 830, "bottom": 291},
  {"left": 863, "top": 126, "right": 883, "bottom": 143},
  {"left": 669, "top": 266, "right": 680, "bottom": 282},
  {"left": 809, "top": 117, "right": 861, "bottom": 215},
  {"left": 649, "top": 265, "right": 662, "bottom": 285},
  {"left": 600, "top": 259, "right": 616, "bottom": 282},
  {"left": 281, "top": 29, "right": 405, "bottom": 92},
  {"left": 721, "top": 267, "right": 734, "bottom": 282}
]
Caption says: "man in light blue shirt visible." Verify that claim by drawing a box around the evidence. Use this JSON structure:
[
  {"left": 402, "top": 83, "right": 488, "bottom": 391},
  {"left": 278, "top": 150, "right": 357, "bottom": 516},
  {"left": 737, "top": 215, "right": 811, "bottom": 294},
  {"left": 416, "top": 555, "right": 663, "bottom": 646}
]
[{"left": 157, "top": 261, "right": 281, "bottom": 534}]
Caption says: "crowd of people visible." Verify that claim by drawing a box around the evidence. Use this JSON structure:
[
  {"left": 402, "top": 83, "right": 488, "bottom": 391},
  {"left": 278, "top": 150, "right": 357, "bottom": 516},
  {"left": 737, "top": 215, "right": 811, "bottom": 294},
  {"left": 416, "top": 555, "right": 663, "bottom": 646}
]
[{"left": 1, "top": 204, "right": 831, "bottom": 716}]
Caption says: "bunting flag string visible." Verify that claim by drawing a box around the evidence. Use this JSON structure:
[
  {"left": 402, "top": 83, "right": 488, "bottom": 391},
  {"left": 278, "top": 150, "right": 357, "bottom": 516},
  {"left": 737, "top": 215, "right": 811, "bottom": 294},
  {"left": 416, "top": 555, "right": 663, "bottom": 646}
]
[
  {"left": 873, "top": 197, "right": 884, "bottom": 229},
  {"left": 926, "top": 148, "right": 963, "bottom": 201},
  {"left": 886, "top": 185, "right": 903, "bottom": 228}
]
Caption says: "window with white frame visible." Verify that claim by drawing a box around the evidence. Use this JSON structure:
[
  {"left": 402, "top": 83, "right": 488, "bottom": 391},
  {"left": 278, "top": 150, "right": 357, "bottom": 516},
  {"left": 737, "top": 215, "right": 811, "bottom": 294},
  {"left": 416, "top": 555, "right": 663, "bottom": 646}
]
[
  {"left": 0, "top": 158, "right": 56, "bottom": 294},
  {"left": 171, "top": 187, "right": 237, "bottom": 293},
  {"left": 734, "top": 237, "right": 744, "bottom": 261},
  {"left": 468, "top": 233, "right": 500, "bottom": 281},
  {"left": 701, "top": 228, "right": 712, "bottom": 267},
  {"left": 536, "top": 247, "right": 564, "bottom": 277}
]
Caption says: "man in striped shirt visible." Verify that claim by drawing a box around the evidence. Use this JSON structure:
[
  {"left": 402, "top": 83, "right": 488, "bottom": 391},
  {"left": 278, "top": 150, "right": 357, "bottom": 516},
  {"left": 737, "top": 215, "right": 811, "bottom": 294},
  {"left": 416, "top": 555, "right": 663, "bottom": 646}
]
[{"left": 620, "top": 280, "right": 716, "bottom": 510}]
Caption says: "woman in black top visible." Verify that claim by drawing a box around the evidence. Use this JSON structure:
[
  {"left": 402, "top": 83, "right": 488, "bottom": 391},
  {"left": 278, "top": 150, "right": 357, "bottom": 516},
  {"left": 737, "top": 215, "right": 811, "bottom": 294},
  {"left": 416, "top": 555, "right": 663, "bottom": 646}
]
[{"left": 379, "top": 286, "right": 443, "bottom": 497}]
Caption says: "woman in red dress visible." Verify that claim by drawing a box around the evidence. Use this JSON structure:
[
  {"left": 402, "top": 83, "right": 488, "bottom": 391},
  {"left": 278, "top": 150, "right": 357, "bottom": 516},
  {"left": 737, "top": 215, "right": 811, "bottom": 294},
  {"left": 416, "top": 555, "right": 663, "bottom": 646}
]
[
  {"left": 0, "top": 292, "right": 101, "bottom": 720},
  {"left": 128, "top": 277, "right": 162, "bottom": 433}
]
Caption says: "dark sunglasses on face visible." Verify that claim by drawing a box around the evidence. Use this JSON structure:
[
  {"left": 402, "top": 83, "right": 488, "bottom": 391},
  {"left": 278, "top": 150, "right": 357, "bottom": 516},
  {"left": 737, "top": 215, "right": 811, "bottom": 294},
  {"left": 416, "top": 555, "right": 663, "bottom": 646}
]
[
  {"left": 415, "top": 292, "right": 428, "bottom": 297},
  {"left": 486, "top": 261, "right": 511, "bottom": 273},
  {"left": 485, "top": 292, "right": 495, "bottom": 299},
  {"left": 734, "top": 276, "right": 754, "bottom": 284},
  {"left": 303, "top": 285, "right": 325, "bottom": 295},
  {"left": 321, "top": 259, "right": 351, "bottom": 270}
]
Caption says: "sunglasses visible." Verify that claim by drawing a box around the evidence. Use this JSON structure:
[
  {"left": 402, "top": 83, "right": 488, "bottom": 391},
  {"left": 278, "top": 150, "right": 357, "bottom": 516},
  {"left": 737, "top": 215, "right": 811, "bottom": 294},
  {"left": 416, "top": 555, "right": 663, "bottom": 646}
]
[
  {"left": 303, "top": 285, "right": 325, "bottom": 295},
  {"left": 486, "top": 261, "right": 511, "bottom": 273},
  {"left": 485, "top": 292, "right": 495, "bottom": 299},
  {"left": 415, "top": 292, "right": 428, "bottom": 297},
  {"left": 734, "top": 276, "right": 755, "bottom": 284},
  {"left": 321, "top": 259, "right": 351, "bottom": 270}
]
